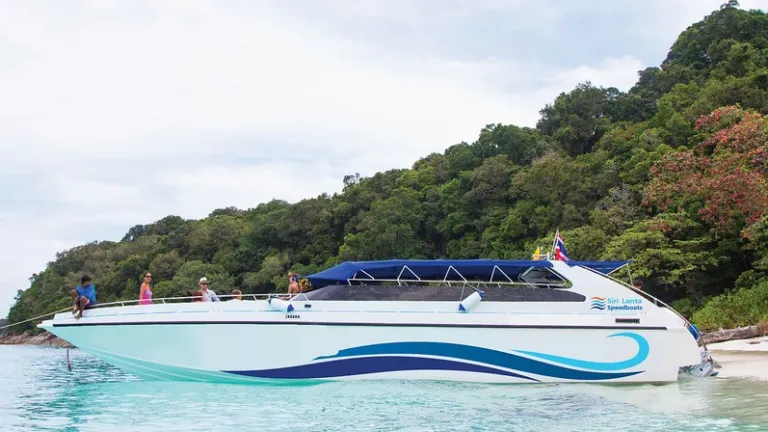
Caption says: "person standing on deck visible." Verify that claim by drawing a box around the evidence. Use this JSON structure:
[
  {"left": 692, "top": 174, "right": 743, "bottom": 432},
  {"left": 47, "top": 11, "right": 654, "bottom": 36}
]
[
  {"left": 139, "top": 272, "right": 153, "bottom": 305},
  {"left": 198, "top": 277, "right": 220, "bottom": 302},
  {"left": 287, "top": 272, "right": 301, "bottom": 295}
]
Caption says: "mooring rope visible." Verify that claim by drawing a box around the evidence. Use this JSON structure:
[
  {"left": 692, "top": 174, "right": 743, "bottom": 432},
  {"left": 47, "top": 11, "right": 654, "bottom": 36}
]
[{"left": 0, "top": 307, "right": 72, "bottom": 331}]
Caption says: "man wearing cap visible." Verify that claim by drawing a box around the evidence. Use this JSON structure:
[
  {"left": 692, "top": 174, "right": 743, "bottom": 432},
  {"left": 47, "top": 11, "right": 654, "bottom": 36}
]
[{"left": 198, "top": 277, "right": 220, "bottom": 302}]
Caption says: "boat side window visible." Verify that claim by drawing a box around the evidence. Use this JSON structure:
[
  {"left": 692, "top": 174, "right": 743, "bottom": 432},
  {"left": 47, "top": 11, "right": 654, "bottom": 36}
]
[{"left": 519, "top": 267, "right": 570, "bottom": 288}]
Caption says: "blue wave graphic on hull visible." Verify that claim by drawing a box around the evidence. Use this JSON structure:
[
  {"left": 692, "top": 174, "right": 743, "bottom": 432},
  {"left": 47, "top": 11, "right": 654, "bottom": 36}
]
[
  {"left": 512, "top": 332, "right": 649, "bottom": 371},
  {"left": 224, "top": 356, "right": 538, "bottom": 381},
  {"left": 222, "top": 333, "right": 648, "bottom": 381}
]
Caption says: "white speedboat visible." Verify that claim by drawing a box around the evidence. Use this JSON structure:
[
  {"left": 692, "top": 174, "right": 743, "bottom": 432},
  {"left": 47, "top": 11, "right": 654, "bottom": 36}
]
[{"left": 38, "top": 259, "right": 709, "bottom": 384}]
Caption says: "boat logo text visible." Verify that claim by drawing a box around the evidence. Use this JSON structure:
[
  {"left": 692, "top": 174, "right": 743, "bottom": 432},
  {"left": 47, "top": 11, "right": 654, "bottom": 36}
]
[{"left": 590, "top": 296, "right": 643, "bottom": 311}]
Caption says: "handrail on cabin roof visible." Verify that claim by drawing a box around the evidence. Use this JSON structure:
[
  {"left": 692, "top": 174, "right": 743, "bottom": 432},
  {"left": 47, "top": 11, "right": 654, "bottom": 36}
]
[
  {"left": 75, "top": 277, "right": 573, "bottom": 312},
  {"left": 84, "top": 293, "right": 290, "bottom": 310}
]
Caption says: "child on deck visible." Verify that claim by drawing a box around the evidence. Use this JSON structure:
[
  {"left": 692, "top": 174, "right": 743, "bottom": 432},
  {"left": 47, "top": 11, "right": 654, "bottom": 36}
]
[{"left": 71, "top": 275, "right": 97, "bottom": 319}]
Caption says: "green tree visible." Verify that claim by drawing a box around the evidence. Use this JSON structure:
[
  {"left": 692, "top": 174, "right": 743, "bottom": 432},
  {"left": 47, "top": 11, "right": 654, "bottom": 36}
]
[
  {"left": 537, "top": 82, "right": 617, "bottom": 155},
  {"left": 153, "top": 261, "right": 234, "bottom": 299}
]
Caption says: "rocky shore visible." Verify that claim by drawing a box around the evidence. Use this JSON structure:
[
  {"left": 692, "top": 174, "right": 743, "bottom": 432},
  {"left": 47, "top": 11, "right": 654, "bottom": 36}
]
[{"left": 0, "top": 331, "right": 73, "bottom": 348}]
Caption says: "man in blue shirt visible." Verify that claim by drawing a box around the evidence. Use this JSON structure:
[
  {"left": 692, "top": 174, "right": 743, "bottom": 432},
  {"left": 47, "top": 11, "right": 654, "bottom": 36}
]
[{"left": 71, "top": 275, "right": 97, "bottom": 319}]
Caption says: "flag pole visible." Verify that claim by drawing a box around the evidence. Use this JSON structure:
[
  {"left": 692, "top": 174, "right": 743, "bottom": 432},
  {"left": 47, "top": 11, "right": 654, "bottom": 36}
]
[{"left": 550, "top": 228, "right": 559, "bottom": 259}]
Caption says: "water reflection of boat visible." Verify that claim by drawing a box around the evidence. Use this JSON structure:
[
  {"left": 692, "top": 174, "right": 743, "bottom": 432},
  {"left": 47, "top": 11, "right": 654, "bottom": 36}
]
[{"left": 39, "top": 259, "right": 710, "bottom": 384}]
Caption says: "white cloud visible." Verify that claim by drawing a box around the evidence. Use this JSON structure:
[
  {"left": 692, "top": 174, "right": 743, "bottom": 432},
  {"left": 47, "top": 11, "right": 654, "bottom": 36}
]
[
  {"left": 1, "top": 0, "right": 752, "bottom": 316},
  {"left": 530, "top": 56, "right": 648, "bottom": 108}
]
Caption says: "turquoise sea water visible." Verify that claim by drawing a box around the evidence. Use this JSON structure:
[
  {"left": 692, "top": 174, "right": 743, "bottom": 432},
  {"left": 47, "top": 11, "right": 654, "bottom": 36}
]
[{"left": 2, "top": 346, "right": 768, "bottom": 432}]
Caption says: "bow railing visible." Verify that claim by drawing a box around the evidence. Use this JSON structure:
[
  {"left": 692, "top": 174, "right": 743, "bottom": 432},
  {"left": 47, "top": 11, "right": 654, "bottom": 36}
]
[{"left": 88, "top": 292, "right": 304, "bottom": 309}]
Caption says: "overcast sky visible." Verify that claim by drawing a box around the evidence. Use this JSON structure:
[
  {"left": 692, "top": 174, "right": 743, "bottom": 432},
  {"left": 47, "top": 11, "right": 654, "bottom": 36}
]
[{"left": 0, "top": 0, "right": 764, "bottom": 317}]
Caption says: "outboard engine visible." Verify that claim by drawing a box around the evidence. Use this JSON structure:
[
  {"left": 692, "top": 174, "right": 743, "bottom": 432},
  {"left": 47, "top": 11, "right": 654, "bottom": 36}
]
[{"left": 680, "top": 349, "right": 719, "bottom": 378}]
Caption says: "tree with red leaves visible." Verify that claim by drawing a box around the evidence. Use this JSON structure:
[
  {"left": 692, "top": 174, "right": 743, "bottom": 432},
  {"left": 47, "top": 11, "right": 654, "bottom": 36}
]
[{"left": 645, "top": 106, "right": 768, "bottom": 236}]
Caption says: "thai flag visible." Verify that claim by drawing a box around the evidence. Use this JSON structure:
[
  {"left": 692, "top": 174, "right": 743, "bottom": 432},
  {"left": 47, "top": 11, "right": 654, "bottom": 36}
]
[{"left": 554, "top": 232, "right": 569, "bottom": 261}]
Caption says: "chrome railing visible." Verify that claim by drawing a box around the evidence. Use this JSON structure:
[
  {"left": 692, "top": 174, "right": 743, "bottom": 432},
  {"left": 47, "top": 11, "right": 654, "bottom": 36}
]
[
  {"left": 576, "top": 264, "right": 692, "bottom": 325},
  {"left": 78, "top": 278, "right": 570, "bottom": 311},
  {"left": 88, "top": 292, "right": 298, "bottom": 309}
]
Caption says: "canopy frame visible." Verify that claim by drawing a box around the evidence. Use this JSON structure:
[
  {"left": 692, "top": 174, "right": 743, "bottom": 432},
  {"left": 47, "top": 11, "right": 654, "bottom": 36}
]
[{"left": 308, "top": 259, "right": 630, "bottom": 288}]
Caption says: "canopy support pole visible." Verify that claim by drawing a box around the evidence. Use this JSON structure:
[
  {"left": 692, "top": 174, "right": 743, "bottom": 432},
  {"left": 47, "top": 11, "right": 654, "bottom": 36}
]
[
  {"left": 442, "top": 266, "right": 468, "bottom": 288},
  {"left": 490, "top": 265, "right": 514, "bottom": 286},
  {"left": 348, "top": 270, "right": 375, "bottom": 285},
  {"left": 397, "top": 265, "right": 421, "bottom": 286},
  {"left": 606, "top": 262, "right": 630, "bottom": 276}
]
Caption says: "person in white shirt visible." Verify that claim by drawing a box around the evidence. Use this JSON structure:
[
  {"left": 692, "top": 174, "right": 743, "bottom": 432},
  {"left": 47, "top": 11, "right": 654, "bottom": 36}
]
[{"left": 198, "top": 277, "right": 220, "bottom": 302}]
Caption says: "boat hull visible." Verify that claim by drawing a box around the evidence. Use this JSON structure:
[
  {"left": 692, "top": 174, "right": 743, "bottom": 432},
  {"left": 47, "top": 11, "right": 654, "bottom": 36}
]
[{"left": 41, "top": 319, "right": 699, "bottom": 384}]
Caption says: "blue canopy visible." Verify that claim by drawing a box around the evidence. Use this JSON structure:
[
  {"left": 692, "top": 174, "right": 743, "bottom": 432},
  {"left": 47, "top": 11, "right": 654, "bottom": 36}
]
[{"left": 305, "top": 259, "right": 630, "bottom": 287}]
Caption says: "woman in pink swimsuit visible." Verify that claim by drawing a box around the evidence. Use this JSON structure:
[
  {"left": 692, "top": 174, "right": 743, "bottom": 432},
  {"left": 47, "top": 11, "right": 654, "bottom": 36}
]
[{"left": 139, "top": 272, "right": 153, "bottom": 305}]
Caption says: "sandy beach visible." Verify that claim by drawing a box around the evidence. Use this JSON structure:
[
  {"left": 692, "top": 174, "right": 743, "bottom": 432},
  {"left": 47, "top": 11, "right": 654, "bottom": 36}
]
[{"left": 707, "top": 336, "right": 768, "bottom": 381}]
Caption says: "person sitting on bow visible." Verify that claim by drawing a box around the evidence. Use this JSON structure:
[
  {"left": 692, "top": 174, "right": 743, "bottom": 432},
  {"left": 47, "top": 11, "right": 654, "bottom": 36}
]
[{"left": 71, "top": 275, "right": 97, "bottom": 319}]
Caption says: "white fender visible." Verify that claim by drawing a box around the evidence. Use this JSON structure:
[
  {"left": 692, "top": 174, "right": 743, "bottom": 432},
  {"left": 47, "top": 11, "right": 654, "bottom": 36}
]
[
  {"left": 268, "top": 297, "right": 295, "bottom": 313},
  {"left": 458, "top": 290, "right": 484, "bottom": 312}
]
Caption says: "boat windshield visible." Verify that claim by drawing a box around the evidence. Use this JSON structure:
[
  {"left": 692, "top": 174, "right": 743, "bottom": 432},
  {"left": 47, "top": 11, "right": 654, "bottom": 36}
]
[{"left": 519, "top": 267, "right": 568, "bottom": 287}]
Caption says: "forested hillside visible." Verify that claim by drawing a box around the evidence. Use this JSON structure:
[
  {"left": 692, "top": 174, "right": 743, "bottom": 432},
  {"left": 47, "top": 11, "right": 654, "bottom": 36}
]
[{"left": 6, "top": 2, "right": 768, "bottom": 332}]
